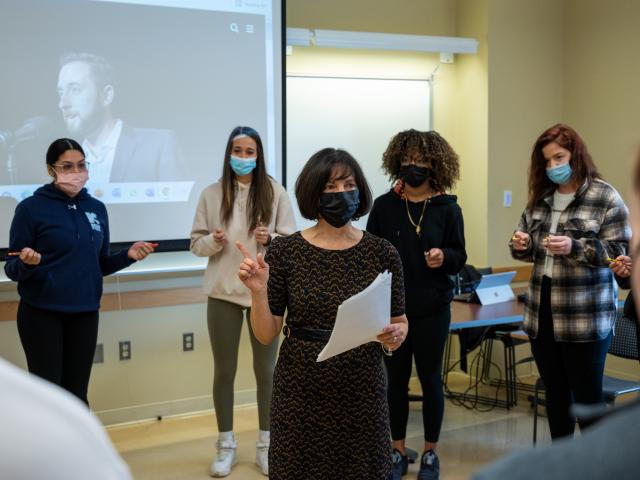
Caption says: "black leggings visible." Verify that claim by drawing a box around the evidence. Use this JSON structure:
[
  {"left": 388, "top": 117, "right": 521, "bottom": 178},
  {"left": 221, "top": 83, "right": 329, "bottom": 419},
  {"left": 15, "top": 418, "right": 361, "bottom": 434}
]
[
  {"left": 17, "top": 300, "right": 99, "bottom": 405},
  {"left": 385, "top": 305, "right": 451, "bottom": 443},
  {"left": 530, "top": 276, "right": 611, "bottom": 440}
]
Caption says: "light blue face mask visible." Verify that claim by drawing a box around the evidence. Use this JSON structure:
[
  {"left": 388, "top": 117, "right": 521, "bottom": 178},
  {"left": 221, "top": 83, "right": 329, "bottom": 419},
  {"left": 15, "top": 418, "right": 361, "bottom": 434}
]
[
  {"left": 230, "top": 155, "right": 257, "bottom": 176},
  {"left": 546, "top": 163, "right": 572, "bottom": 185}
]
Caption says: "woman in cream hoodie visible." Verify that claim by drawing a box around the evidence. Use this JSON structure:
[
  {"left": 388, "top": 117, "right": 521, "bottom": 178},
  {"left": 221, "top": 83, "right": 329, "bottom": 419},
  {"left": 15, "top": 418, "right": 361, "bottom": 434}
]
[{"left": 190, "top": 126, "right": 296, "bottom": 477}]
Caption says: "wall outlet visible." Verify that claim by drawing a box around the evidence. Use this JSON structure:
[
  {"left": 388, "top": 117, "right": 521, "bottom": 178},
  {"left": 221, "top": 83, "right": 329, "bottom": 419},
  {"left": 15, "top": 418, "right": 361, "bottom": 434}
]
[
  {"left": 119, "top": 340, "right": 131, "bottom": 361},
  {"left": 183, "top": 333, "right": 194, "bottom": 352},
  {"left": 93, "top": 343, "right": 104, "bottom": 364},
  {"left": 503, "top": 190, "right": 512, "bottom": 207}
]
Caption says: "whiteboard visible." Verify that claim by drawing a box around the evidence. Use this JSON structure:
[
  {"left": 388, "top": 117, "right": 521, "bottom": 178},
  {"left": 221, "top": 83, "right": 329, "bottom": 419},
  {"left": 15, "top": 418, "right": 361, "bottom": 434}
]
[{"left": 286, "top": 75, "right": 431, "bottom": 230}]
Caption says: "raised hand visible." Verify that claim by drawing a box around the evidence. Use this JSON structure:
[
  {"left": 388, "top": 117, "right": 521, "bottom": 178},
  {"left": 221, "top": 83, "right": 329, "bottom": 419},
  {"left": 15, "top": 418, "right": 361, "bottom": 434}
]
[{"left": 236, "top": 241, "right": 269, "bottom": 292}]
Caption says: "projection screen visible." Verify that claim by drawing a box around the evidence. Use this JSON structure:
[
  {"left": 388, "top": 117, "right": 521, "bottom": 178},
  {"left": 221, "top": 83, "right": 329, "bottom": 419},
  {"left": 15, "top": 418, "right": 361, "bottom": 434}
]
[{"left": 0, "top": 0, "right": 283, "bottom": 250}]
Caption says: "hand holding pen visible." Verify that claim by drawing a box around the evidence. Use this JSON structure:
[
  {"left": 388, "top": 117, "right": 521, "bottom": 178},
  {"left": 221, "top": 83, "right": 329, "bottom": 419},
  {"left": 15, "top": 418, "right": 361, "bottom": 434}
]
[
  {"left": 608, "top": 255, "right": 631, "bottom": 277},
  {"left": 7, "top": 247, "right": 41, "bottom": 265},
  {"left": 511, "top": 231, "right": 530, "bottom": 251},
  {"left": 424, "top": 248, "right": 444, "bottom": 268},
  {"left": 127, "top": 242, "right": 158, "bottom": 261}
]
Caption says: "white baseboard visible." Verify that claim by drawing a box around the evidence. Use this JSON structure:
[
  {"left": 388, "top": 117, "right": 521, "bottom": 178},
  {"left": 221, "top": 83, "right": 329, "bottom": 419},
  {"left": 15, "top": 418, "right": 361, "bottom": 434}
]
[{"left": 96, "top": 388, "right": 258, "bottom": 426}]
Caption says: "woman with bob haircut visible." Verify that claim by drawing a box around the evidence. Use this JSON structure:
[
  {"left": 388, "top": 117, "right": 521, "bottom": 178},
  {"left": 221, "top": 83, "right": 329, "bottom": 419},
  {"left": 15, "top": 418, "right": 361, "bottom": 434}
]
[
  {"left": 190, "top": 126, "right": 296, "bottom": 477},
  {"left": 236, "top": 148, "right": 408, "bottom": 480},
  {"left": 367, "top": 129, "right": 466, "bottom": 480},
  {"left": 510, "top": 124, "right": 630, "bottom": 440}
]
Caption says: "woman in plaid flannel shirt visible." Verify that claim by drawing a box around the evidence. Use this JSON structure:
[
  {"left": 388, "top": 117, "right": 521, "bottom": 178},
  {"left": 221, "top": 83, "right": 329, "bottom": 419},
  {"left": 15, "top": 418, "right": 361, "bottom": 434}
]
[{"left": 510, "top": 124, "right": 630, "bottom": 440}]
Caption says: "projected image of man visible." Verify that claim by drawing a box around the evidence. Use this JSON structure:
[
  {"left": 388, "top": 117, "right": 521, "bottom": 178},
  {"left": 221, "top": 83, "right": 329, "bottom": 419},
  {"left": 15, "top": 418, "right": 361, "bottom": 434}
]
[{"left": 57, "top": 52, "right": 184, "bottom": 183}]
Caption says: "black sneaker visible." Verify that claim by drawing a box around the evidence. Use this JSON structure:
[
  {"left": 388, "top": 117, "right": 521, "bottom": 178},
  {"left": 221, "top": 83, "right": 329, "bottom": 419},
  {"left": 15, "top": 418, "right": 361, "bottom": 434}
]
[
  {"left": 390, "top": 448, "right": 409, "bottom": 480},
  {"left": 417, "top": 450, "right": 439, "bottom": 480}
]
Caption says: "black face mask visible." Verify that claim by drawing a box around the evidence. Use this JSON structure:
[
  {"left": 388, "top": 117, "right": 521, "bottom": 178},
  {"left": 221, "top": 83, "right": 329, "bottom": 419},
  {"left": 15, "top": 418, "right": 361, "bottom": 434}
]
[
  {"left": 400, "top": 165, "right": 429, "bottom": 188},
  {"left": 318, "top": 189, "right": 360, "bottom": 228}
]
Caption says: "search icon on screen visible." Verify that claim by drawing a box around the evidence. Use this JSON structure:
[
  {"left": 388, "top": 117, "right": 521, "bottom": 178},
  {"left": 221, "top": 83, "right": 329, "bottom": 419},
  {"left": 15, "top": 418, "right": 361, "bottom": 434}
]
[{"left": 230, "top": 23, "right": 239, "bottom": 33}]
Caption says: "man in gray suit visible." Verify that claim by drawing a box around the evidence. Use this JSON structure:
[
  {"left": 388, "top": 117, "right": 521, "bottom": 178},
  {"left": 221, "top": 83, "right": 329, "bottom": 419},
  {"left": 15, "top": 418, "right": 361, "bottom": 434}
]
[{"left": 57, "top": 52, "right": 184, "bottom": 183}]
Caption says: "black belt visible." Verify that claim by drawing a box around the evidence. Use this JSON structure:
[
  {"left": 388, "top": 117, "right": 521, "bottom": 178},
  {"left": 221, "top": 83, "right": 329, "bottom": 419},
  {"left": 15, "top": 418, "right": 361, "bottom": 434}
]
[{"left": 282, "top": 324, "right": 332, "bottom": 342}]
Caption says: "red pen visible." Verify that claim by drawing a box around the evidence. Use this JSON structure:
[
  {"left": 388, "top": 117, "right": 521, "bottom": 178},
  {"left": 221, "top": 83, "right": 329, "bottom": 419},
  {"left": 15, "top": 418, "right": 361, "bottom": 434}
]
[{"left": 149, "top": 243, "right": 159, "bottom": 248}]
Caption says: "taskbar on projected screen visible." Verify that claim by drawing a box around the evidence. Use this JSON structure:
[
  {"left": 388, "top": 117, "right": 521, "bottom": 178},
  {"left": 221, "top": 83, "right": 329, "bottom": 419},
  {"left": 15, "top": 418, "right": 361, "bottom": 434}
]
[{"left": 0, "top": 182, "right": 195, "bottom": 204}]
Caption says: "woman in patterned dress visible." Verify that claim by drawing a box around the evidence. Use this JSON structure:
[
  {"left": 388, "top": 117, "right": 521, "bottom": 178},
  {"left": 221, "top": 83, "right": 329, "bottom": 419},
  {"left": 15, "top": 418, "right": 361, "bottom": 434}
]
[{"left": 237, "top": 148, "right": 409, "bottom": 480}]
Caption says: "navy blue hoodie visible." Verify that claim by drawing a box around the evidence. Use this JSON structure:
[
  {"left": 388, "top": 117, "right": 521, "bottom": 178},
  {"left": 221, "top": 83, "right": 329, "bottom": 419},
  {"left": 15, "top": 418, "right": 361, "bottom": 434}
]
[{"left": 4, "top": 183, "right": 134, "bottom": 312}]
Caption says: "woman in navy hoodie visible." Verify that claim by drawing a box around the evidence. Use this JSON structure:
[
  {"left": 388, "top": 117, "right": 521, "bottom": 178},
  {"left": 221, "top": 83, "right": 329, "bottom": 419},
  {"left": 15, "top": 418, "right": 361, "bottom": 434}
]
[
  {"left": 367, "top": 130, "right": 466, "bottom": 480},
  {"left": 4, "top": 138, "right": 155, "bottom": 404}
]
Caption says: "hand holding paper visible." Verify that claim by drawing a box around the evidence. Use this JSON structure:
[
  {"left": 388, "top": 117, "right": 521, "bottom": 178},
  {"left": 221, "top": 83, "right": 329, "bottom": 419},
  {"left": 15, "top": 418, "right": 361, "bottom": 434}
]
[{"left": 317, "top": 271, "right": 398, "bottom": 362}]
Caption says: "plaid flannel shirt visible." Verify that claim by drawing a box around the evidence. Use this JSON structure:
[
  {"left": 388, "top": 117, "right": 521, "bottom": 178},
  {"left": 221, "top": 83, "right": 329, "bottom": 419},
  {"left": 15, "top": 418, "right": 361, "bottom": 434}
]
[{"left": 509, "top": 179, "right": 630, "bottom": 342}]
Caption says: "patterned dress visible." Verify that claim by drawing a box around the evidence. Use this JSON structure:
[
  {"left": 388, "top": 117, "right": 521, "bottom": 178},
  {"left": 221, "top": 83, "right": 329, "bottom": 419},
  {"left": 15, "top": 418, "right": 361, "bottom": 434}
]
[{"left": 265, "top": 231, "right": 405, "bottom": 480}]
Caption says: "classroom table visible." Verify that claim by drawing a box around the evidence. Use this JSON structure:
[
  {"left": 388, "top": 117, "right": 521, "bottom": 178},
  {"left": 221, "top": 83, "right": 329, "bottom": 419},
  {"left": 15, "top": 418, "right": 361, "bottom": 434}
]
[
  {"left": 444, "top": 296, "right": 525, "bottom": 409},
  {"left": 408, "top": 293, "right": 526, "bottom": 409}
]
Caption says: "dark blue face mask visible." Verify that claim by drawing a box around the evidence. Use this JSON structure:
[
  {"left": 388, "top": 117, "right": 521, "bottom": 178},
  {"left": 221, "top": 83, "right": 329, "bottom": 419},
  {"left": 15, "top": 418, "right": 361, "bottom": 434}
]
[{"left": 318, "top": 189, "right": 360, "bottom": 228}]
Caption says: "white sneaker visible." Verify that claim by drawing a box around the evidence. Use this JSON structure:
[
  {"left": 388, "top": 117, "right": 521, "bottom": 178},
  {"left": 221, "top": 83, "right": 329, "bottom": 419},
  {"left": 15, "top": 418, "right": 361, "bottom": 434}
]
[
  {"left": 210, "top": 439, "right": 237, "bottom": 477},
  {"left": 255, "top": 440, "right": 269, "bottom": 476}
]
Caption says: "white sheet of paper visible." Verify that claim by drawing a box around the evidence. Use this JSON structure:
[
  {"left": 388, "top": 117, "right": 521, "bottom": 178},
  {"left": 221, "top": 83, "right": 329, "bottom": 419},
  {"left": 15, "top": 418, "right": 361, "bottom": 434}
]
[{"left": 317, "top": 271, "right": 392, "bottom": 362}]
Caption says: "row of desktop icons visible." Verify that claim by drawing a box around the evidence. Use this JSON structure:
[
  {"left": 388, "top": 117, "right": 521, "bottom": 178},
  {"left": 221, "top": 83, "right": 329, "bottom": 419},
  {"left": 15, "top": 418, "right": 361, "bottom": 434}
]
[{"left": 1, "top": 183, "right": 193, "bottom": 203}]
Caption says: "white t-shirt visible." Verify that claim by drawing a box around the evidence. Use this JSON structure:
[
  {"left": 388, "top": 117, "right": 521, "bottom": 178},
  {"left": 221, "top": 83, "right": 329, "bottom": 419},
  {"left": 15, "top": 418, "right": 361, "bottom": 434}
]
[
  {"left": 544, "top": 190, "right": 575, "bottom": 277},
  {"left": 0, "top": 358, "right": 131, "bottom": 480},
  {"left": 83, "top": 119, "right": 123, "bottom": 184}
]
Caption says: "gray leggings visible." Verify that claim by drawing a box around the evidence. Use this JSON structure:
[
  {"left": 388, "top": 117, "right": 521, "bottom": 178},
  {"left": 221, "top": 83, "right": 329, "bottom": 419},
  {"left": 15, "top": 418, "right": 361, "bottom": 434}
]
[{"left": 207, "top": 297, "right": 278, "bottom": 432}]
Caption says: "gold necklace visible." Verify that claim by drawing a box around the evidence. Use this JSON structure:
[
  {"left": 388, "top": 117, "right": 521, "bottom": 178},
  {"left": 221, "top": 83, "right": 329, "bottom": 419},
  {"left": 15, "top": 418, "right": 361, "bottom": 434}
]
[{"left": 405, "top": 197, "right": 428, "bottom": 236}]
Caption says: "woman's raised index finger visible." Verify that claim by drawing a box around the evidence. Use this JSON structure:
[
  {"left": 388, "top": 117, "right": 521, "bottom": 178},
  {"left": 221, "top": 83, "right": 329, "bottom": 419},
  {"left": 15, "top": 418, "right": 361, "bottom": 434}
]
[{"left": 235, "top": 241, "right": 252, "bottom": 259}]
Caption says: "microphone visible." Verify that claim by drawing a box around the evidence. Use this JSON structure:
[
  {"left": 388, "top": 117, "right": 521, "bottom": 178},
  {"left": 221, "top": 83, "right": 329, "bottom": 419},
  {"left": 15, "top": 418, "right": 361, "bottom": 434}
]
[
  {"left": 1, "top": 116, "right": 51, "bottom": 184},
  {"left": 0, "top": 116, "right": 51, "bottom": 149}
]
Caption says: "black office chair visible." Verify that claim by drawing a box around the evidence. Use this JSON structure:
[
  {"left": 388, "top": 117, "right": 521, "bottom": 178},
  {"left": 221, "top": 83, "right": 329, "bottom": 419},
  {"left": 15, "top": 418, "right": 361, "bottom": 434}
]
[{"left": 532, "top": 312, "right": 640, "bottom": 443}]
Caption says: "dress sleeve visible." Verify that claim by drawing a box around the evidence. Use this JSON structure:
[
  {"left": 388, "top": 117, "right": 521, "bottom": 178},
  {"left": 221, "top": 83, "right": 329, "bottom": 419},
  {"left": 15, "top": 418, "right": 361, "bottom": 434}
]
[
  {"left": 384, "top": 240, "right": 405, "bottom": 317},
  {"left": 265, "top": 236, "right": 288, "bottom": 316}
]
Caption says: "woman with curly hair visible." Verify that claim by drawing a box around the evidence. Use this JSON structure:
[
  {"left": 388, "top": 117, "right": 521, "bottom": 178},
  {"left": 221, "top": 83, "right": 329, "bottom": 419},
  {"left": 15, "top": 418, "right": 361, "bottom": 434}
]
[{"left": 367, "top": 129, "right": 467, "bottom": 480}]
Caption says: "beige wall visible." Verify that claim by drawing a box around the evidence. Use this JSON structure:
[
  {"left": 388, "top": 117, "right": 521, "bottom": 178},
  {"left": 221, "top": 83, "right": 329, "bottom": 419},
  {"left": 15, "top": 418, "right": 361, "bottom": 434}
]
[
  {"left": 287, "top": 0, "right": 456, "bottom": 36},
  {"left": 454, "top": 0, "right": 489, "bottom": 266},
  {"left": 564, "top": 0, "right": 640, "bottom": 203},
  {"left": 486, "top": 0, "right": 564, "bottom": 266}
]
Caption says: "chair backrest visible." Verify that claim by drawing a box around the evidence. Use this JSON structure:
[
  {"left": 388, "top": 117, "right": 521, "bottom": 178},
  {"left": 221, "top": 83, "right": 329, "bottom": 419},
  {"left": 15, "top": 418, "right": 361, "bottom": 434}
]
[{"left": 609, "top": 312, "right": 640, "bottom": 360}]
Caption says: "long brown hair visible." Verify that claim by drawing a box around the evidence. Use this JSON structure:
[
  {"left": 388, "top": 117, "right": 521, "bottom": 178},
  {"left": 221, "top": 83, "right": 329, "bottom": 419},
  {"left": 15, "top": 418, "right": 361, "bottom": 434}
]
[
  {"left": 220, "top": 126, "right": 274, "bottom": 231},
  {"left": 382, "top": 129, "right": 460, "bottom": 191},
  {"left": 527, "top": 123, "right": 601, "bottom": 209}
]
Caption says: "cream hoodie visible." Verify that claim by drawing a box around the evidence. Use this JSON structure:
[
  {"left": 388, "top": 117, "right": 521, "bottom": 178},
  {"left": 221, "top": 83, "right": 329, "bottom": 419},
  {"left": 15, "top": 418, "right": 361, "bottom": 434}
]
[{"left": 190, "top": 178, "right": 296, "bottom": 307}]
